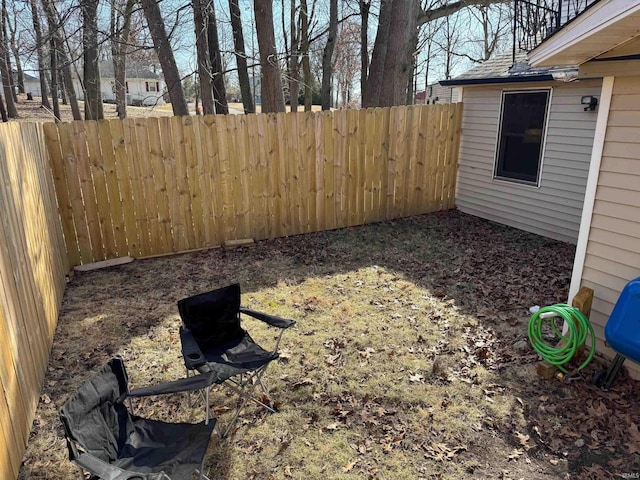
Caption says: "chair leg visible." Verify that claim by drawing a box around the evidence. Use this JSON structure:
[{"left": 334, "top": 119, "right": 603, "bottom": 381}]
[
  {"left": 221, "top": 395, "right": 248, "bottom": 439},
  {"left": 205, "top": 385, "right": 212, "bottom": 425}
]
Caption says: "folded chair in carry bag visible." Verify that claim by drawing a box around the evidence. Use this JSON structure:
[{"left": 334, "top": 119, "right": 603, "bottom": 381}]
[
  {"left": 178, "top": 283, "right": 296, "bottom": 437},
  {"left": 60, "top": 356, "right": 218, "bottom": 480}
]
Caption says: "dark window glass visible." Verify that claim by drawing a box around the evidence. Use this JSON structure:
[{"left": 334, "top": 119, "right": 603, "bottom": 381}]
[{"left": 495, "top": 91, "right": 550, "bottom": 184}]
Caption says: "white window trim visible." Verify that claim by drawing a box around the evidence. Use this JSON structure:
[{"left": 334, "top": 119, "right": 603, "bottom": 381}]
[{"left": 492, "top": 87, "right": 553, "bottom": 188}]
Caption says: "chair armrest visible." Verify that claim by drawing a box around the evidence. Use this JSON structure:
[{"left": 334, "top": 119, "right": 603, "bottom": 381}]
[
  {"left": 240, "top": 307, "right": 296, "bottom": 329},
  {"left": 75, "top": 450, "right": 164, "bottom": 480},
  {"left": 127, "top": 372, "right": 218, "bottom": 397},
  {"left": 180, "top": 327, "right": 207, "bottom": 370}
]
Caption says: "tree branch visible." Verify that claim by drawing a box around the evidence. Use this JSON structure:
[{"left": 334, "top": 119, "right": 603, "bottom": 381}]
[{"left": 417, "top": 0, "right": 509, "bottom": 26}]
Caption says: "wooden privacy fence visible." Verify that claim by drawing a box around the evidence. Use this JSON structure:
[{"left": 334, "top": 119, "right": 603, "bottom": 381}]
[
  {"left": 44, "top": 103, "right": 463, "bottom": 266},
  {"left": 0, "top": 123, "right": 69, "bottom": 480}
]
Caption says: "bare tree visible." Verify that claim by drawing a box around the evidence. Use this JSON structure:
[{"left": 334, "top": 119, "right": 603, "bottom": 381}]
[
  {"left": 140, "top": 0, "right": 189, "bottom": 116},
  {"left": 300, "top": 0, "right": 312, "bottom": 111},
  {"left": 207, "top": 3, "right": 228, "bottom": 114},
  {"left": 30, "top": 0, "right": 51, "bottom": 108},
  {"left": 464, "top": 3, "right": 512, "bottom": 62},
  {"left": 433, "top": 9, "right": 463, "bottom": 80},
  {"left": 363, "top": 0, "right": 508, "bottom": 107},
  {"left": 254, "top": 0, "right": 285, "bottom": 113},
  {"left": 0, "top": 90, "right": 7, "bottom": 121},
  {"left": 0, "top": 2, "right": 16, "bottom": 117},
  {"left": 359, "top": 0, "right": 370, "bottom": 103},
  {"left": 82, "top": 0, "right": 103, "bottom": 120},
  {"left": 288, "top": 0, "right": 300, "bottom": 112},
  {"left": 49, "top": 37, "right": 60, "bottom": 120},
  {"left": 41, "top": 0, "right": 82, "bottom": 120},
  {"left": 320, "top": 0, "right": 337, "bottom": 110},
  {"left": 334, "top": 21, "right": 359, "bottom": 107},
  {"left": 193, "top": 0, "right": 215, "bottom": 113},
  {"left": 1, "top": 0, "right": 16, "bottom": 103},
  {"left": 229, "top": 0, "right": 254, "bottom": 113},
  {"left": 111, "top": 0, "right": 136, "bottom": 119},
  {"left": 362, "top": 0, "right": 391, "bottom": 108},
  {"left": 5, "top": 1, "right": 25, "bottom": 94}
]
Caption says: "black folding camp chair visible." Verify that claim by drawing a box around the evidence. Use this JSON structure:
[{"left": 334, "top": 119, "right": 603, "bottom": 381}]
[
  {"left": 60, "top": 356, "right": 218, "bottom": 480},
  {"left": 178, "top": 283, "right": 295, "bottom": 437}
]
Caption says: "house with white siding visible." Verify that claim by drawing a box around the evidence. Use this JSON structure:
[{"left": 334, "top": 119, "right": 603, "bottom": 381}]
[
  {"left": 71, "top": 61, "right": 166, "bottom": 106},
  {"left": 529, "top": 0, "right": 640, "bottom": 377},
  {"left": 440, "top": 51, "right": 602, "bottom": 244}
]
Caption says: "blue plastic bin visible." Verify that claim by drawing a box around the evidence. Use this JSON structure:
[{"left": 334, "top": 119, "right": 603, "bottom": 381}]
[{"left": 604, "top": 276, "right": 640, "bottom": 362}]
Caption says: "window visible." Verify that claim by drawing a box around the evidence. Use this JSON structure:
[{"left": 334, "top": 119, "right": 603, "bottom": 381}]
[
  {"left": 146, "top": 81, "right": 157, "bottom": 92},
  {"left": 494, "top": 90, "right": 550, "bottom": 186}
]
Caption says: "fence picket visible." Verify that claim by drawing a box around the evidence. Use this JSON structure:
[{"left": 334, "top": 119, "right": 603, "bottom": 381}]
[
  {"left": 0, "top": 122, "right": 67, "bottom": 480},
  {"left": 41, "top": 104, "right": 460, "bottom": 265}
]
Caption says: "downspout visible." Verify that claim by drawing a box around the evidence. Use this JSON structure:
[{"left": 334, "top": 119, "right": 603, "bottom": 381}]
[{"left": 567, "top": 76, "right": 615, "bottom": 307}]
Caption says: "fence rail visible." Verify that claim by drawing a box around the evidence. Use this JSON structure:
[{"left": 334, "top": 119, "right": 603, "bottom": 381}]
[
  {"left": 44, "top": 103, "right": 463, "bottom": 266},
  {"left": 0, "top": 123, "right": 69, "bottom": 480}
]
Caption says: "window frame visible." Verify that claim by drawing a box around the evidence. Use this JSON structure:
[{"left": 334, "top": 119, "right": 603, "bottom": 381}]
[{"left": 493, "top": 88, "right": 552, "bottom": 188}]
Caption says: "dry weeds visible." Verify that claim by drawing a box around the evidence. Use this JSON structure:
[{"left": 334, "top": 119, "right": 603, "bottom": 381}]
[{"left": 18, "top": 211, "right": 640, "bottom": 479}]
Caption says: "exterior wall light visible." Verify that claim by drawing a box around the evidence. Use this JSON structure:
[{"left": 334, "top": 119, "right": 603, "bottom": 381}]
[{"left": 581, "top": 95, "right": 598, "bottom": 111}]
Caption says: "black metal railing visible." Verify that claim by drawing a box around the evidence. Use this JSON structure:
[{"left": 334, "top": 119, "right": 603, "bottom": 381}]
[{"left": 513, "top": 0, "right": 601, "bottom": 63}]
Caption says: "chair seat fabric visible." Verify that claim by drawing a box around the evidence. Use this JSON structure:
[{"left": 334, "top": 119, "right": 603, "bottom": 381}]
[
  {"left": 207, "top": 334, "right": 277, "bottom": 369},
  {"left": 61, "top": 357, "right": 216, "bottom": 480},
  {"left": 115, "top": 417, "right": 215, "bottom": 478}
]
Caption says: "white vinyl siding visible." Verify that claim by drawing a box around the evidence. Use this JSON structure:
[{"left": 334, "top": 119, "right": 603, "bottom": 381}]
[
  {"left": 456, "top": 79, "right": 602, "bottom": 243},
  {"left": 579, "top": 76, "right": 640, "bottom": 375}
]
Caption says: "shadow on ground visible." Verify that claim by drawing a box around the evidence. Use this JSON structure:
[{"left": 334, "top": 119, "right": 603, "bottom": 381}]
[{"left": 19, "top": 210, "right": 640, "bottom": 480}]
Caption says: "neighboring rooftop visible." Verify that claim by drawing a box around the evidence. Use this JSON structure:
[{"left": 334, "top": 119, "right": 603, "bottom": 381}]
[
  {"left": 440, "top": 50, "right": 578, "bottom": 86},
  {"left": 99, "top": 61, "right": 162, "bottom": 80}
]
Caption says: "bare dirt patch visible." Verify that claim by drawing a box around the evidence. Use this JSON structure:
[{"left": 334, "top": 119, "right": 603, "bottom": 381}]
[{"left": 18, "top": 211, "right": 640, "bottom": 479}]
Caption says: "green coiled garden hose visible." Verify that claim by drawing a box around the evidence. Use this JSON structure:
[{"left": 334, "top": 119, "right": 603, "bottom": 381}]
[{"left": 527, "top": 304, "right": 596, "bottom": 374}]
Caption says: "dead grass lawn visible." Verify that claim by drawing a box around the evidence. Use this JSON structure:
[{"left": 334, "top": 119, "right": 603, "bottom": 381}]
[{"left": 19, "top": 211, "right": 640, "bottom": 480}]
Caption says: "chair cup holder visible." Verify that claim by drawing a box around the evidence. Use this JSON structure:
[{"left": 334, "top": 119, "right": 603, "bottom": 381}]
[{"left": 187, "top": 353, "right": 203, "bottom": 361}]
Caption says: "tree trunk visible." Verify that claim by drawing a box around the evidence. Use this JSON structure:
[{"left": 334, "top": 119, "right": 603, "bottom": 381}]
[
  {"left": 5, "top": 1, "right": 24, "bottom": 94},
  {"left": 253, "top": 0, "right": 285, "bottom": 113},
  {"left": 1, "top": 0, "right": 16, "bottom": 103},
  {"left": 82, "top": 0, "right": 103, "bottom": 120},
  {"left": 0, "top": 91, "right": 7, "bottom": 121},
  {"left": 193, "top": 0, "right": 214, "bottom": 114},
  {"left": 50, "top": 37, "right": 60, "bottom": 121},
  {"left": 362, "top": 0, "right": 392, "bottom": 107},
  {"left": 379, "top": 0, "right": 418, "bottom": 107},
  {"left": 288, "top": 0, "right": 299, "bottom": 112},
  {"left": 42, "top": 0, "right": 81, "bottom": 120},
  {"left": 140, "top": 0, "right": 189, "bottom": 116},
  {"left": 111, "top": 0, "right": 135, "bottom": 119},
  {"left": 359, "top": 0, "right": 370, "bottom": 106},
  {"left": 229, "top": 0, "right": 254, "bottom": 114},
  {"left": 207, "top": 4, "right": 228, "bottom": 114},
  {"left": 0, "top": 23, "right": 17, "bottom": 117},
  {"left": 30, "top": 0, "right": 50, "bottom": 108},
  {"left": 300, "top": 0, "right": 312, "bottom": 111},
  {"left": 321, "top": 0, "right": 337, "bottom": 111}
]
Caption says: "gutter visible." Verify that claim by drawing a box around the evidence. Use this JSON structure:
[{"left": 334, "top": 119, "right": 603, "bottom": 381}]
[{"left": 439, "top": 74, "right": 555, "bottom": 87}]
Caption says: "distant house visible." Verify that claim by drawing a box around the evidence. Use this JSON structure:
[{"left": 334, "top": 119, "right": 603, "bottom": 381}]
[
  {"left": 23, "top": 73, "right": 42, "bottom": 97},
  {"left": 415, "top": 83, "right": 461, "bottom": 105},
  {"left": 101, "top": 61, "right": 166, "bottom": 106},
  {"left": 0, "top": 72, "right": 40, "bottom": 96},
  {"left": 72, "top": 61, "right": 166, "bottom": 106}
]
